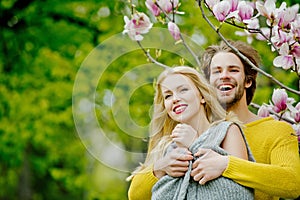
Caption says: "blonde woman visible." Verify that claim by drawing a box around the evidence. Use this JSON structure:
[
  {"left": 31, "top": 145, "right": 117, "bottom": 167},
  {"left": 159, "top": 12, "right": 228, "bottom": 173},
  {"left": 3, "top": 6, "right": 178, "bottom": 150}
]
[{"left": 128, "top": 66, "right": 254, "bottom": 199}]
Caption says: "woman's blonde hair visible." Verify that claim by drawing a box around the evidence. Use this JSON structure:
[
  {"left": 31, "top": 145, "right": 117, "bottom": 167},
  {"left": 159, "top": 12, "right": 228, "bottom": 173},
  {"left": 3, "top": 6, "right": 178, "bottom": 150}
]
[{"left": 129, "top": 66, "right": 238, "bottom": 177}]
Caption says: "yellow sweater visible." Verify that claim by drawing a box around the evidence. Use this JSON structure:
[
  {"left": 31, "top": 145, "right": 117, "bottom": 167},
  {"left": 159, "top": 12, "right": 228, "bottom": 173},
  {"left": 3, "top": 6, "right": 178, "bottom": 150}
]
[{"left": 127, "top": 117, "right": 300, "bottom": 200}]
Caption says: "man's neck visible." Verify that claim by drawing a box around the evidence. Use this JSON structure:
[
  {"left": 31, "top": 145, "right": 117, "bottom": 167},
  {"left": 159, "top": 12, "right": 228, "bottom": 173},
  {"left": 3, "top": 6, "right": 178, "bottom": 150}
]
[{"left": 227, "top": 101, "right": 261, "bottom": 124}]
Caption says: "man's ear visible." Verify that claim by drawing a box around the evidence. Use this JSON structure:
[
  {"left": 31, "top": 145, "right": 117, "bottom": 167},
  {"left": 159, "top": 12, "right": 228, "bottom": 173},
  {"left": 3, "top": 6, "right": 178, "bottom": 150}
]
[{"left": 245, "top": 78, "right": 252, "bottom": 89}]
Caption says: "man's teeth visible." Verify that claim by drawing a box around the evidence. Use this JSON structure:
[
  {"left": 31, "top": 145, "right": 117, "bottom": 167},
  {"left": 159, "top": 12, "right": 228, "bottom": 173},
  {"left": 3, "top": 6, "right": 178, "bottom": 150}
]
[{"left": 219, "top": 85, "right": 233, "bottom": 91}]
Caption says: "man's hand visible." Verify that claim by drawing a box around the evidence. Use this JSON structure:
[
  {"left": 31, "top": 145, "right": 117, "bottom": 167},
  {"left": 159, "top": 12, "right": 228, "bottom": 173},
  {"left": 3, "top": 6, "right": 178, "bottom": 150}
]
[
  {"left": 171, "top": 124, "right": 198, "bottom": 148},
  {"left": 153, "top": 147, "right": 193, "bottom": 179},
  {"left": 191, "top": 148, "right": 229, "bottom": 185}
]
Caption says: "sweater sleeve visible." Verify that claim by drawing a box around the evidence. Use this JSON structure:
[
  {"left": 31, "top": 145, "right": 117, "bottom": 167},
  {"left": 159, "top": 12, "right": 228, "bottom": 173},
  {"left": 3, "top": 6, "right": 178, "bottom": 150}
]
[
  {"left": 223, "top": 137, "right": 300, "bottom": 199},
  {"left": 128, "top": 170, "right": 158, "bottom": 200}
]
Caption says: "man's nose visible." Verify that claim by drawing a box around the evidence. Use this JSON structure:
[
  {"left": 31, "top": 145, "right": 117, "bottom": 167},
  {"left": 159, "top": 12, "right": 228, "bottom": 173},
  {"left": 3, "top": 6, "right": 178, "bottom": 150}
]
[{"left": 220, "top": 70, "right": 230, "bottom": 79}]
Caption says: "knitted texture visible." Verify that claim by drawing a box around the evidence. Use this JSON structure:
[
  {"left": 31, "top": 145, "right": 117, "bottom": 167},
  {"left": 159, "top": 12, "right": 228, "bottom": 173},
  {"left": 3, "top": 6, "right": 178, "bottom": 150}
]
[{"left": 151, "top": 121, "right": 254, "bottom": 200}]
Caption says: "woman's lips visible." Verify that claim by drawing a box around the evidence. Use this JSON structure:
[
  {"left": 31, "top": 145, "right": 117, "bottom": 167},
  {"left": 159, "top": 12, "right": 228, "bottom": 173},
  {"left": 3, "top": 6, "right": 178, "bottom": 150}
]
[{"left": 173, "top": 104, "right": 188, "bottom": 114}]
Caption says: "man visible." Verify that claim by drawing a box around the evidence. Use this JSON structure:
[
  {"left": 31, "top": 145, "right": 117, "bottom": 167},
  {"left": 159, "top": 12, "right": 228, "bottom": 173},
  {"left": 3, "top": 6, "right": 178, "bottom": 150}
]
[{"left": 128, "top": 40, "right": 300, "bottom": 200}]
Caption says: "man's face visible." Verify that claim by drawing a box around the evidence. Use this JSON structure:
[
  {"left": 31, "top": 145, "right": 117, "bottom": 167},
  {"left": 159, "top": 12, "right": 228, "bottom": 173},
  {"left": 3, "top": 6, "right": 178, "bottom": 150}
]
[{"left": 209, "top": 52, "right": 250, "bottom": 109}]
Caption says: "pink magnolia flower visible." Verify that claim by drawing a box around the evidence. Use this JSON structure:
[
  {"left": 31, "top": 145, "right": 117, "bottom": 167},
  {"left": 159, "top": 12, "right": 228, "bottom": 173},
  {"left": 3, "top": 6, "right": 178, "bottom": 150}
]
[
  {"left": 237, "top": 1, "right": 254, "bottom": 21},
  {"left": 291, "top": 43, "right": 300, "bottom": 58},
  {"left": 123, "top": 12, "right": 153, "bottom": 41},
  {"left": 278, "top": 4, "right": 299, "bottom": 29},
  {"left": 293, "top": 102, "right": 300, "bottom": 123},
  {"left": 292, "top": 124, "right": 300, "bottom": 143},
  {"left": 273, "top": 43, "right": 294, "bottom": 70},
  {"left": 205, "top": 0, "right": 220, "bottom": 9},
  {"left": 257, "top": 104, "right": 270, "bottom": 117},
  {"left": 168, "top": 22, "right": 181, "bottom": 41},
  {"left": 227, "top": 0, "right": 238, "bottom": 12},
  {"left": 256, "top": 0, "right": 286, "bottom": 26},
  {"left": 156, "top": 0, "right": 179, "bottom": 14},
  {"left": 291, "top": 14, "right": 300, "bottom": 39},
  {"left": 145, "top": 0, "right": 161, "bottom": 16},
  {"left": 213, "top": 1, "right": 231, "bottom": 22},
  {"left": 271, "top": 28, "right": 293, "bottom": 49},
  {"left": 271, "top": 88, "right": 288, "bottom": 113}
]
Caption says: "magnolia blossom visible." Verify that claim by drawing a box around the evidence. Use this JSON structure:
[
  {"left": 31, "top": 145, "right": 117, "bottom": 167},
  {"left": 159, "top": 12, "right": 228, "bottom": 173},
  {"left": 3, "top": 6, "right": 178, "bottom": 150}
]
[
  {"left": 205, "top": 0, "right": 220, "bottom": 9},
  {"left": 291, "top": 43, "right": 300, "bottom": 58},
  {"left": 213, "top": 1, "right": 231, "bottom": 22},
  {"left": 292, "top": 124, "right": 300, "bottom": 143},
  {"left": 157, "top": 0, "right": 179, "bottom": 13},
  {"left": 278, "top": 4, "right": 299, "bottom": 29},
  {"left": 271, "top": 28, "right": 293, "bottom": 49},
  {"left": 168, "top": 22, "right": 181, "bottom": 41},
  {"left": 293, "top": 102, "right": 300, "bottom": 123},
  {"left": 237, "top": 1, "right": 254, "bottom": 22},
  {"left": 257, "top": 104, "right": 270, "bottom": 117},
  {"left": 273, "top": 43, "right": 294, "bottom": 70},
  {"left": 291, "top": 14, "right": 300, "bottom": 38},
  {"left": 123, "top": 12, "right": 153, "bottom": 41},
  {"left": 272, "top": 88, "right": 288, "bottom": 113},
  {"left": 227, "top": 0, "right": 238, "bottom": 12},
  {"left": 145, "top": 0, "right": 161, "bottom": 16},
  {"left": 256, "top": 0, "right": 286, "bottom": 26}
]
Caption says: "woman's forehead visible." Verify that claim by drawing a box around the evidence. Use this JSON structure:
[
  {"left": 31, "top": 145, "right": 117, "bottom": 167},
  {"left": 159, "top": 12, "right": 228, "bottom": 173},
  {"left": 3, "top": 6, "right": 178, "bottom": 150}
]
[{"left": 160, "top": 74, "right": 194, "bottom": 91}]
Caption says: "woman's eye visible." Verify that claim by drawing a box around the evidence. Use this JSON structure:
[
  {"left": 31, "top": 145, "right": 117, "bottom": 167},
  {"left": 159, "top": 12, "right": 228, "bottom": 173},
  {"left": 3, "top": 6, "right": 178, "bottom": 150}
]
[
  {"left": 164, "top": 94, "right": 171, "bottom": 99},
  {"left": 180, "top": 88, "right": 188, "bottom": 93}
]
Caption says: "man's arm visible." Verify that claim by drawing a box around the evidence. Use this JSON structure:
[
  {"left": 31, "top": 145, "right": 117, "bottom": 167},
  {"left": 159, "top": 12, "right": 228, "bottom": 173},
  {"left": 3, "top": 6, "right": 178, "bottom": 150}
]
[
  {"left": 128, "top": 170, "right": 158, "bottom": 200},
  {"left": 191, "top": 140, "right": 300, "bottom": 198}
]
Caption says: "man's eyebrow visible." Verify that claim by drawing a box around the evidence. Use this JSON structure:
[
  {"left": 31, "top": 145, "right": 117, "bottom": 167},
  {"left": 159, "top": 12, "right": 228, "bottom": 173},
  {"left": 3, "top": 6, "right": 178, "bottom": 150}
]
[{"left": 228, "top": 65, "right": 241, "bottom": 68}]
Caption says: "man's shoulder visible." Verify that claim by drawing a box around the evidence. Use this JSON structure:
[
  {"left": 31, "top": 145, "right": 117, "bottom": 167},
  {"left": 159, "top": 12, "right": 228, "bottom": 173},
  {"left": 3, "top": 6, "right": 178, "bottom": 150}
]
[{"left": 245, "top": 116, "right": 294, "bottom": 135}]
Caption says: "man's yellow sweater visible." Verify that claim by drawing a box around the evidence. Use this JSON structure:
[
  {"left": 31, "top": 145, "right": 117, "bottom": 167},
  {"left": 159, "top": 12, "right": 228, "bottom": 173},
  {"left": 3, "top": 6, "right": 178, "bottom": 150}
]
[{"left": 128, "top": 117, "right": 300, "bottom": 200}]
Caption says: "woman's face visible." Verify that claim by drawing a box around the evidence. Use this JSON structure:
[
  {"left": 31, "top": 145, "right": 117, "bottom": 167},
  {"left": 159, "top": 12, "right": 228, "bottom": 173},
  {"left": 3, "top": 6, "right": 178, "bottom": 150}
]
[{"left": 160, "top": 73, "right": 202, "bottom": 124}]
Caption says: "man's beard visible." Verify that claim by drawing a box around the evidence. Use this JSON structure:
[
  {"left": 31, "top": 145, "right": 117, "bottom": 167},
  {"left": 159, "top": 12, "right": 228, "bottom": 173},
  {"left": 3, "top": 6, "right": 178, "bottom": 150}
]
[{"left": 218, "top": 85, "right": 244, "bottom": 110}]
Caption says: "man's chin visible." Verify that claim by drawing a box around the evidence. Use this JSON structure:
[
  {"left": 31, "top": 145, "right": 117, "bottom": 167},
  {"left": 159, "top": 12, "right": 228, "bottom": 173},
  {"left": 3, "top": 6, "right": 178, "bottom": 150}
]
[{"left": 218, "top": 98, "right": 234, "bottom": 110}]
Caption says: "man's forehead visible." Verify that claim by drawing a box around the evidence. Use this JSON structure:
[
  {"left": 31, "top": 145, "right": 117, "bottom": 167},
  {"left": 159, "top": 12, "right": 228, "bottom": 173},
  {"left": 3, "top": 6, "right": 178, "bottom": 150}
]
[{"left": 211, "top": 52, "right": 242, "bottom": 66}]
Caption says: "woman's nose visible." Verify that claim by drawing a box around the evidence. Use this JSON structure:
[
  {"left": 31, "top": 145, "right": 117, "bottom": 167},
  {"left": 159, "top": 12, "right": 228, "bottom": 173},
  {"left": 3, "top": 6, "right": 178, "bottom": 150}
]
[{"left": 172, "top": 93, "right": 180, "bottom": 103}]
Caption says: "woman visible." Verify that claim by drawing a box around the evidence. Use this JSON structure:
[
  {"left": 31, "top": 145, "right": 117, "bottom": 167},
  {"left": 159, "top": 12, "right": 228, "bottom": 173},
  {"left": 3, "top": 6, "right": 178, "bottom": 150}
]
[{"left": 128, "top": 66, "right": 254, "bottom": 199}]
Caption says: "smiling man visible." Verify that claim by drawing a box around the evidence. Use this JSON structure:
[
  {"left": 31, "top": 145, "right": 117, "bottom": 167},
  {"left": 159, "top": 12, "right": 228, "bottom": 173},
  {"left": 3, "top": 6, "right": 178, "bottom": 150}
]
[{"left": 191, "top": 40, "right": 300, "bottom": 200}]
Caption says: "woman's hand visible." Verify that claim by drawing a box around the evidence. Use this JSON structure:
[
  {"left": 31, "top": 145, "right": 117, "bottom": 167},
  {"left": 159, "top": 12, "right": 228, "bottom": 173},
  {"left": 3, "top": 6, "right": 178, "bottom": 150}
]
[
  {"left": 171, "top": 124, "right": 198, "bottom": 148},
  {"left": 153, "top": 147, "right": 193, "bottom": 178}
]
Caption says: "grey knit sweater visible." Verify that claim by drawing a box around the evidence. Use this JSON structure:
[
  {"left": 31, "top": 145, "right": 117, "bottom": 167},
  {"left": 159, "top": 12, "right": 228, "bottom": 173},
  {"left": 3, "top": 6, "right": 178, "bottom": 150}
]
[{"left": 151, "top": 121, "right": 255, "bottom": 200}]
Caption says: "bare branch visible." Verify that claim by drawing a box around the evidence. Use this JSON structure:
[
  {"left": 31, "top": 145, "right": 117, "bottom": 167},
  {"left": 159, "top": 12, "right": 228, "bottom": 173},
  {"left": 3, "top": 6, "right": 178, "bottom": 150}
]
[{"left": 137, "top": 41, "right": 170, "bottom": 69}]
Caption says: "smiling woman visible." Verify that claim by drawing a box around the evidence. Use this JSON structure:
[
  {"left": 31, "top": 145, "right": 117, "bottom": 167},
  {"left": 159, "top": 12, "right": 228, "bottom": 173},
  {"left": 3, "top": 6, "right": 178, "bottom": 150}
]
[{"left": 127, "top": 66, "right": 255, "bottom": 200}]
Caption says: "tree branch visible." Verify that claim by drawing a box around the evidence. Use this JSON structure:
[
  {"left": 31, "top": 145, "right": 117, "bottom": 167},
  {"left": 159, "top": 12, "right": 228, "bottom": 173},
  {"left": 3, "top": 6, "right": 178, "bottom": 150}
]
[{"left": 137, "top": 41, "right": 171, "bottom": 69}]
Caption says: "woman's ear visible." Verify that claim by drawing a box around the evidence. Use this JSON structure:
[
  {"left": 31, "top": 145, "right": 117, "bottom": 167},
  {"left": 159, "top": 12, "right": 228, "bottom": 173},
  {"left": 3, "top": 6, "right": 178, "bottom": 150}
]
[{"left": 200, "top": 98, "right": 206, "bottom": 104}]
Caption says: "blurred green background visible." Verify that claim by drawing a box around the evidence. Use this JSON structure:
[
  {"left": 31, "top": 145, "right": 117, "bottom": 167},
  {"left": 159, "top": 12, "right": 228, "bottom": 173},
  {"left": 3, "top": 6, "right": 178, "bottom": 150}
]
[{"left": 1, "top": 0, "right": 299, "bottom": 199}]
